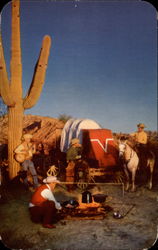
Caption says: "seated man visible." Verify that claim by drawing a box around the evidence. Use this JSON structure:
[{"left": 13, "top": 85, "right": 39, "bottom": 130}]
[
  {"left": 29, "top": 176, "right": 62, "bottom": 229},
  {"left": 14, "top": 133, "right": 38, "bottom": 189}
]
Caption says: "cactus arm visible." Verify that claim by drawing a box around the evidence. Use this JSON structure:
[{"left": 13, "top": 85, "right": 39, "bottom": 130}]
[
  {"left": 0, "top": 34, "right": 15, "bottom": 107},
  {"left": 10, "top": 0, "right": 22, "bottom": 98},
  {"left": 23, "top": 35, "right": 51, "bottom": 109}
]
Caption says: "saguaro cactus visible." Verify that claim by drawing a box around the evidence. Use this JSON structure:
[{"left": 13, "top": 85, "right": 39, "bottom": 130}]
[{"left": 0, "top": 0, "right": 51, "bottom": 178}]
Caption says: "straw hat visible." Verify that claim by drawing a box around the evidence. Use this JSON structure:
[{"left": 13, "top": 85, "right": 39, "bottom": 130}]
[
  {"left": 43, "top": 176, "right": 60, "bottom": 184},
  {"left": 22, "top": 134, "right": 33, "bottom": 140},
  {"left": 137, "top": 123, "right": 146, "bottom": 128},
  {"left": 71, "top": 138, "right": 80, "bottom": 145}
]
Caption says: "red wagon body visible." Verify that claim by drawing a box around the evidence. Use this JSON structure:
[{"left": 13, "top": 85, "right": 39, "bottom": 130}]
[{"left": 82, "top": 129, "right": 118, "bottom": 168}]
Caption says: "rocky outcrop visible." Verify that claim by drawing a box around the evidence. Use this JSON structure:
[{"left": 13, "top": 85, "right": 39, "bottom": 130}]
[{"left": 0, "top": 114, "right": 64, "bottom": 147}]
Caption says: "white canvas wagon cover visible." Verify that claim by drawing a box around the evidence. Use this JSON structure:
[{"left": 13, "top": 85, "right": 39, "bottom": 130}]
[{"left": 60, "top": 118, "right": 101, "bottom": 152}]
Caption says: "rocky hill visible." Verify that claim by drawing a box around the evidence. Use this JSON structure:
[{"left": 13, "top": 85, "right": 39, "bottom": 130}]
[{"left": 0, "top": 114, "right": 64, "bottom": 147}]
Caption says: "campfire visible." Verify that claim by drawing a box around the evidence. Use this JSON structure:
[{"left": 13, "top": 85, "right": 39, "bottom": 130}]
[{"left": 61, "top": 191, "right": 113, "bottom": 220}]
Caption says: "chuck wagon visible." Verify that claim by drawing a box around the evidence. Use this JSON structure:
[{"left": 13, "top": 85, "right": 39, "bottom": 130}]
[{"left": 60, "top": 119, "right": 118, "bottom": 188}]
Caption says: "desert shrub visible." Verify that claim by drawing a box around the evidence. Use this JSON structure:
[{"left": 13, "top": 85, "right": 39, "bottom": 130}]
[{"left": 58, "top": 114, "right": 72, "bottom": 123}]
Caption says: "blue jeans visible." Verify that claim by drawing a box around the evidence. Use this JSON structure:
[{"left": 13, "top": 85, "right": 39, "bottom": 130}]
[{"left": 22, "top": 160, "right": 38, "bottom": 188}]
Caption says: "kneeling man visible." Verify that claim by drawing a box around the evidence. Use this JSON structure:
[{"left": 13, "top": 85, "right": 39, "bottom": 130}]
[{"left": 29, "top": 176, "right": 62, "bottom": 229}]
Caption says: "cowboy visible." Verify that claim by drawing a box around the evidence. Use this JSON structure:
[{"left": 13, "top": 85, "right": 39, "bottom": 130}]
[
  {"left": 66, "top": 138, "right": 82, "bottom": 161},
  {"left": 130, "top": 123, "right": 147, "bottom": 145},
  {"left": 66, "top": 138, "right": 82, "bottom": 191},
  {"left": 29, "top": 176, "right": 62, "bottom": 229},
  {"left": 130, "top": 123, "right": 148, "bottom": 165},
  {"left": 14, "top": 133, "right": 39, "bottom": 188}
]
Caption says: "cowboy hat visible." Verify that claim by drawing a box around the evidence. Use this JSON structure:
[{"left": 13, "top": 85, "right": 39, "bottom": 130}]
[
  {"left": 43, "top": 176, "right": 60, "bottom": 184},
  {"left": 71, "top": 138, "right": 80, "bottom": 145},
  {"left": 137, "top": 123, "right": 146, "bottom": 128},
  {"left": 22, "top": 133, "right": 33, "bottom": 139}
]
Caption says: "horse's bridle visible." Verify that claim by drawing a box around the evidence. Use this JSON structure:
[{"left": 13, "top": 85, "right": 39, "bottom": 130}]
[
  {"left": 119, "top": 142, "right": 135, "bottom": 162},
  {"left": 119, "top": 143, "right": 126, "bottom": 156}
]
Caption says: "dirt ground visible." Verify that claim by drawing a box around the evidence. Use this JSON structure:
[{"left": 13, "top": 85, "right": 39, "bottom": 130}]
[{"left": 0, "top": 179, "right": 158, "bottom": 250}]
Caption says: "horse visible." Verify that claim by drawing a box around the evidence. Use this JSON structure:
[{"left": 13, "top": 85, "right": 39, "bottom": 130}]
[{"left": 118, "top": 139, "right": 155, "bottom": 192}]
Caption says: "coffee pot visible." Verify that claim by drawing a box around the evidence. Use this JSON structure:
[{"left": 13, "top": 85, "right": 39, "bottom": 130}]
[{"left": 82, "top": 191, "right": 92, "bottom": 203}]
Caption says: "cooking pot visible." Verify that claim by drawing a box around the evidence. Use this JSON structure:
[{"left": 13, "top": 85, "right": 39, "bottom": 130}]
[
  {"left": 62, "top": 199, "right": 79, "bottom": 208},
  {"left": 93, "top": 194, "right": 107, "bottom": 203},
  {"left": 82, "top": 191, "right": 92, "bottom": 203}
]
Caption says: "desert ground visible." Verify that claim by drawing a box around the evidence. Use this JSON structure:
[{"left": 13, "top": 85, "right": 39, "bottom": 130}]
[
  {"left": 0, "top": 177, "right": 158, "bottom": 250},
  {"left": 0, "top": 116, "right": 157, "bottom": 249}
]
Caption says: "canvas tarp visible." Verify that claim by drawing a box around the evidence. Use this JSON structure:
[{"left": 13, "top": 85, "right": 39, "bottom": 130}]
[{"left": 60, "top": 118, "right": 101, "bottom": 152}]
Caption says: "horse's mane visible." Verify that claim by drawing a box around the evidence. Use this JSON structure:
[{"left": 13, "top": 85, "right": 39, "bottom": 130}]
[
  {"left": 126, "top": 137, "right": 136, "bottom": 150},
  {"left": 123, "top": 141, "right": 136, "bottom": 160},
  {"left": 126, "top": 141, "right": 135, "bottom": 150}
]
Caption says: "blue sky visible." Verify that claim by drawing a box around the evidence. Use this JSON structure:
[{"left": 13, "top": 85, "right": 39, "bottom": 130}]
[{"left": 1, "top": 0, "right": 157, "bottom": 133}]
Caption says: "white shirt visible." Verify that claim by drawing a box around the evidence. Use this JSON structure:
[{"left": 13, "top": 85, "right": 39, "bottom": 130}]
[{"left": 29, "top": 184, "right": 61, "bottom": 210}]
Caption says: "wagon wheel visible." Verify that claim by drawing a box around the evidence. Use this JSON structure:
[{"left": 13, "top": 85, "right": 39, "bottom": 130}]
[
  {"left": 75, "top": 159, "right": 90, "bottom": 190},
  {"left": 77, "top": 179, "right": 89, "bottom": 190}
]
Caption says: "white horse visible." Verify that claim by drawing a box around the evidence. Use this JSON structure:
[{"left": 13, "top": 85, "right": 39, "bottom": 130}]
[
  {"left": 119, "top": 140, "right": 139, "bottom": 192},
  {"left": 119, "top": 139, "right": 155, "bottom": 192}
]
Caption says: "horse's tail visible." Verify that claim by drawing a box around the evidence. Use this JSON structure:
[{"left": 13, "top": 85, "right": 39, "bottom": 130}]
[{"left": 147, "top": 151, "right": 155, "bottom": 169}]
